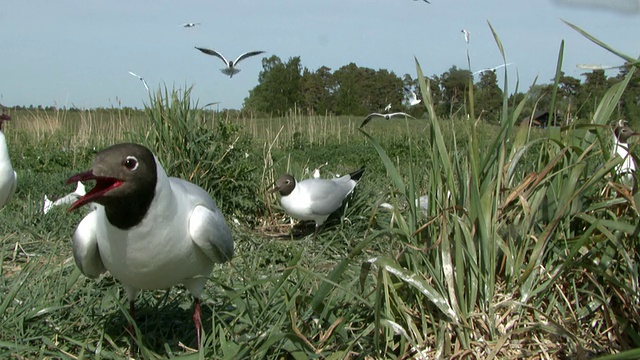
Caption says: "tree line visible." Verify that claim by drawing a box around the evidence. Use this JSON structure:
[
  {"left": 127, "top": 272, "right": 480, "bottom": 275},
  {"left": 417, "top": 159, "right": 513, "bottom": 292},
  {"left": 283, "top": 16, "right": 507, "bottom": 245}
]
[{"left": 243, "top": 55, "right": 640, "bottom": 123}]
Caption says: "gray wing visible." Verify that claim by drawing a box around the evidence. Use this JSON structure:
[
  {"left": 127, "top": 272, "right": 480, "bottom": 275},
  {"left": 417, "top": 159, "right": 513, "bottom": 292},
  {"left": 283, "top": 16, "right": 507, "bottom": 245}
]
[
  {"left": 72, "top": 210, "right": 106, "bottom": 278},
  {"left": 189, "top": 204, "right": 234, "bottom": 264},
  {"left": 234, "top": 51, "right": 266, "bottom": 65},
  {"left": 195, "top": 47, "right": 230, "bottom": 66},
  {"left": 389, "top": 112, "right": 416, "bottom": 119},
  {"left": 304, "top": 178, "right": 355, "bottom": 215}
]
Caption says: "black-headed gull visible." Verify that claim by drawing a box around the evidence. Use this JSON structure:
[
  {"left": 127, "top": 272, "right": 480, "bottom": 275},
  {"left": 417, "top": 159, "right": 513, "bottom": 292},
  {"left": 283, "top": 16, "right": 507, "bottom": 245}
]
[
  {"left": 67, "top": 143, "right": 233, "bottom": 347},
  {"left": 43, "top": 182, "right": 87, "bottom": 214},
  {"left": 270, "top": 167, "right": 365, "bottom": 238},
  {"left": 128, "top": 71, "right": 150, "bottom": 92},
  {"left": 473, "top": 63, "right": 514, "bottom": 75},
  {"left": 195, "top": 47, "right": 266, "bottom": 78},
  {"left": 384, "top": 103, "right": 392, "bottom": 112},
  {"left": 360, "top": 112, "right": 416, "bottom": 128},
  {"left": 180, "top": 22, "right": 201, "bottom": 28},
  {"left": 0, "top": 113, "right": 16, "bottom": 209},
  {"left": 613, "top": 121, "right": 639, "bottom": 185},
  {"left": 404, "top": 86, "right": 422, "bottom": 106},
  {"left": 461, "top": 29, "right": 470, "bottom": 44}
]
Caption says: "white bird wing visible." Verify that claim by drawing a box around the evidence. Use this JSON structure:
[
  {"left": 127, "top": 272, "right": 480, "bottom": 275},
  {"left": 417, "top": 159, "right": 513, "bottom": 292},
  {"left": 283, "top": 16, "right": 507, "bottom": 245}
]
[
  {"left": 43, "top": 194, "right": 53, "bottom": 214},
  {"left": 141, "top": 78, "right": 150, "bottom": 91},
  {"left": 233, "top": 51, "right": 266, "bottom": 65},
  {"left": 195, "top": 47, "right": 230, "bottom": 66},
  {"left": 304, "top": 178, "right": 355, "bottom": 215},
  {"left": 128, "top": 71, "right": 141, "bottom": 78},
  {"left": 389, "top": 112, "right": 416, "bottom": 119},
  {"left": 72, "top": 210, "right": 106, "bottom": 278},
  {"left": 189, "top": 205, "right": 234, "bottom": 264}
]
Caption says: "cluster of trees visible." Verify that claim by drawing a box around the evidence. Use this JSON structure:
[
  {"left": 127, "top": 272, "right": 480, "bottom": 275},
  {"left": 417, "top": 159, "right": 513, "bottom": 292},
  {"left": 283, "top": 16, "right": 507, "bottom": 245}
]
[{"left": 243, "top": 55, "right": 640, "bottom": 123}]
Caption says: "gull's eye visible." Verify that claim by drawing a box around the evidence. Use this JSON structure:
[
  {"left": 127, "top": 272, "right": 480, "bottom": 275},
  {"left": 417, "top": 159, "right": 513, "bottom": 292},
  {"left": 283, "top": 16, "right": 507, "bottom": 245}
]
[{"left": 124, "top": 156, "right": 139, "bottom": 171}]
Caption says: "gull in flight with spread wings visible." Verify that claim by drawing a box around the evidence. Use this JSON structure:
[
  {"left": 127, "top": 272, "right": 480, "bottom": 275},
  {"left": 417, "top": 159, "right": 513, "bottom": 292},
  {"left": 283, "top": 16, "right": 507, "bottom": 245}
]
[
  {"left": 473, "top": 63, "right": 514, "bottom": 75},
  {"left": 180, "top": 22, "right": 201, "bottom": 28},
  {"left": 360, "top": 112, "right": 416, "bottom": 128},
  {"left": 195, "top": 47, "right": 265, "bottom": 78},
  {"left": 128, "top": 71, "right": 150, "bottom": 92}
]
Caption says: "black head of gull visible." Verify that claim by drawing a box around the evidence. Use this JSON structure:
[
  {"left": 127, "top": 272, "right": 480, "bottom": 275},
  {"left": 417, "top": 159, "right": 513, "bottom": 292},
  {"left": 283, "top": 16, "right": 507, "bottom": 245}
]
[
  {"left": 67, "top": 143, "right": 157, "bottom": 229},
  {"left": 614, "top": 124, "right": 639, "bottom": 144},
  {"left": 270, "top": 174, "right": 296, "bottom": 196}
]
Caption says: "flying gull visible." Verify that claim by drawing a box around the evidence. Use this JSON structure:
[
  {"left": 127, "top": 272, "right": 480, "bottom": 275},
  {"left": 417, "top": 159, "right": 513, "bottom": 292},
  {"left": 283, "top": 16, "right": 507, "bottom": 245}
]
[{"left": 195, "top": 47, "right": 265, "bottom": 78}]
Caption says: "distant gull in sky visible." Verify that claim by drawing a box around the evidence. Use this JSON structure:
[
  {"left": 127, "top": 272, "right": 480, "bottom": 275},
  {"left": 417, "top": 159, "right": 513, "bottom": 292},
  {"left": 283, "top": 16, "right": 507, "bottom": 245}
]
[
  {"left": 404, "top": 86, "right": 422, "bottom": 107},
  {"left": 473, "top": 63, "right": 514, "bottom": 75},
  {"left": 360, "top": 112, "right": 416, "bottom": 128},
  {"left": 128, "top": 71, "right": 150, "bottom": 92},
  {"left": 461, "top": 29, "right": 470, "bottom": 44},
  {"left": 413, "top": 0, "right": 431, "bottom": 3},
  {"left": 180, "top": 22, "right": 201, "bottom": 28},
  {"left": 576, "top": 63, "right": 622, "bottom": 70},
  {"left": 194, "top": 47, "right": 266, "bottom": 78}
]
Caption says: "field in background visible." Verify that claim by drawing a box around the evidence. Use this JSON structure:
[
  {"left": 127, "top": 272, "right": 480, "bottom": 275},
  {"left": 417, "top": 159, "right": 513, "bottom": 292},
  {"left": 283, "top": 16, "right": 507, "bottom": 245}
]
[{"left": 2, "top": 69, "right": 640, "bottom": 360}]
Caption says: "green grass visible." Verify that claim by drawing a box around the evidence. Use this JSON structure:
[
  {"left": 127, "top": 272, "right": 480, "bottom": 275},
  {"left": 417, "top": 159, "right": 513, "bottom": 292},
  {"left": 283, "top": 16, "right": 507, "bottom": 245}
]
[{"left": 2, "top": 29, "right": 640, "bottom": 359}]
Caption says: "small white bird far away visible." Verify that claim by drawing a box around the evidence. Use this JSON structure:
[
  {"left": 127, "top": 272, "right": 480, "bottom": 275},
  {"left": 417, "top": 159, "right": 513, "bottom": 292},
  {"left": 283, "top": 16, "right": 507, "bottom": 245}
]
[
  {"left": 43, "top": 182, "right": 88, "bottom": 214},
  {"left": 180, "top": 22, "right": 200, "bottom": 28},
  {"left": 404, "top": 86, "right": 422, "bottom": 107},
  {"left": 360, "top": 112, "right": 416, "bottom": 128},
  {"left": 473, "top": 63, "right": 514, "bottom": 75},
  {"left": 128, "top": 71, "right": 150, "bottom": 92},
  {"left": 384, "top": 103, "right": 392, "bottom": 112},
  {"left": 461, "top": 29, "right": 470, "bottom": 44}
]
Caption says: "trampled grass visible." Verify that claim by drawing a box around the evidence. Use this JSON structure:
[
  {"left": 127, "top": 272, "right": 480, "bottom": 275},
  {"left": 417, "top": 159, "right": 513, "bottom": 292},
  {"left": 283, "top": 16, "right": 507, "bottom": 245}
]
[{"left": 2, "top": 29, "right": 640, "bottom": 359}]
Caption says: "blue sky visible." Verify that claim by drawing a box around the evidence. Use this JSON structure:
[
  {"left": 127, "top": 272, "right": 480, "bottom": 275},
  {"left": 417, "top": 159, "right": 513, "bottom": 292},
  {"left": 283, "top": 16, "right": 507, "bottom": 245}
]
[{"left": 2, "top": 0, "right": 639, "bottom": 110}]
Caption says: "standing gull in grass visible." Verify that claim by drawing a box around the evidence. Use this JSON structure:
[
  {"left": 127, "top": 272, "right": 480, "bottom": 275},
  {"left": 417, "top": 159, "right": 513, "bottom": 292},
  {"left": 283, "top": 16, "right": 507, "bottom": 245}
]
[
  {"left": 384, "top": 103, "right": 392, "bottom": 112},
  {"left": 360, "top": 112, "right": 416, "bottom": 128},
  {"left": 404, "top": 86, "right": 422, "bottom": 106},
  {"left": 195, "top": 47, "right": 265, "bottom": 78},
  {"left": 613, "top": 121, "right": 639, "bottom": 185},
  {"left": 67, "top": 143, "right": 233, "bottom": 348},
  {"left": 128, "top": 71, "right": 150, "bottom": 92},
  {"left": 270, "top": 167, "right": 365, "bottom": 238},
  {"left": 0, "top": 113, "right": 16, "bottom": 208}
]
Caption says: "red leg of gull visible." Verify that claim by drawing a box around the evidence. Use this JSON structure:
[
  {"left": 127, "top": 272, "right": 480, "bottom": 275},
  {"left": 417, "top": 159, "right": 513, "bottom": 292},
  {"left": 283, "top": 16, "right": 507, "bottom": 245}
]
[
  {"left": 193, "top": 298, "right": 202, "bottom": 348},
  {"left": 129, "top": 300, "right": 137, "bottom": 356}
]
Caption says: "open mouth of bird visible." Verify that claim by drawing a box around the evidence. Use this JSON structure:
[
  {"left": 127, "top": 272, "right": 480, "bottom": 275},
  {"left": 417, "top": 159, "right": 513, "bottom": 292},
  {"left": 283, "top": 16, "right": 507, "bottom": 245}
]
[{"left": 66, "top": 170, "right": 123, "bottom": 211}]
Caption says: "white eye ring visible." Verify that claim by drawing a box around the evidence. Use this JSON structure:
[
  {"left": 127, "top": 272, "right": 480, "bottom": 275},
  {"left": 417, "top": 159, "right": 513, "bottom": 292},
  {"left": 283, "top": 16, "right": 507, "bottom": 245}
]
[{"left": 124, "top": 156, "right": 139, "bottom": 171}]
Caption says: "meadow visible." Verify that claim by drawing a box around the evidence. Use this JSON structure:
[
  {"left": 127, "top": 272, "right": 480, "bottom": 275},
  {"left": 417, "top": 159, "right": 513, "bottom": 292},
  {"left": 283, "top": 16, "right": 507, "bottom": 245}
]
[{"left": 2, "top": 61, "right": 640, "bottom": 360}]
